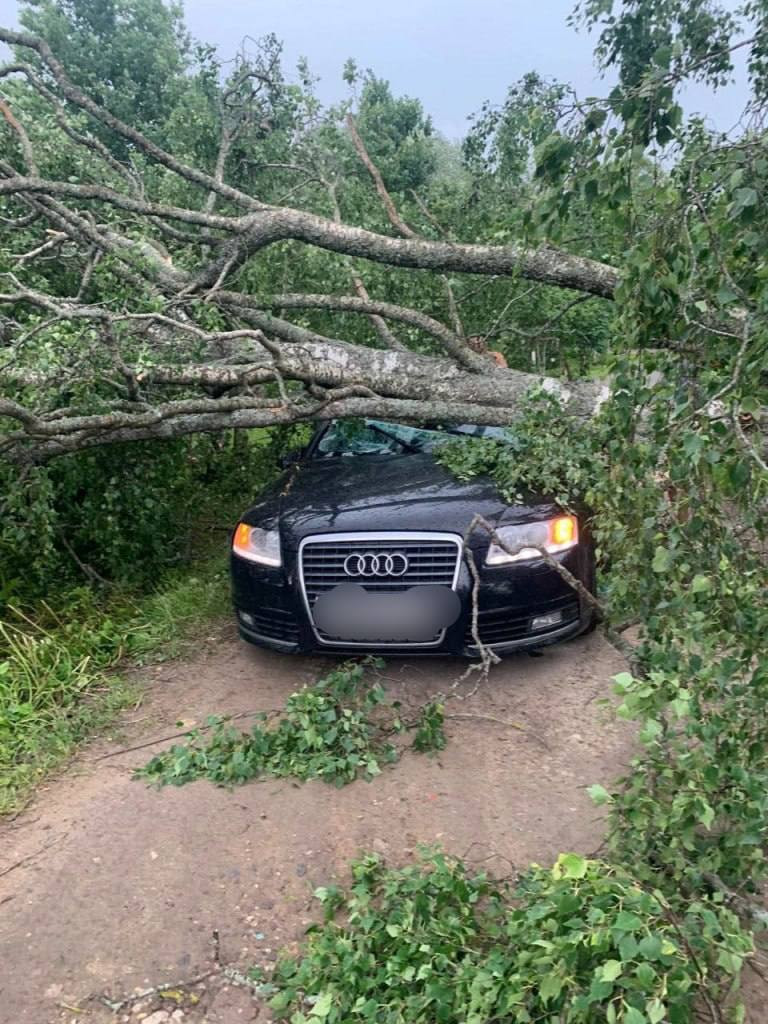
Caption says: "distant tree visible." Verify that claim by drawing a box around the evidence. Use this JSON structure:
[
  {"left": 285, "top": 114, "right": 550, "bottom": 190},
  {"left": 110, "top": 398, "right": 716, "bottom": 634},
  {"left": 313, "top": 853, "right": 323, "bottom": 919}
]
[
  {"left": 344, "top": 72, "right": 437, "bottom": 192},
  {"left": 17, "top": 0, "right": 192, "bottom": 132},
  {"left": 463, "top": 71, "right": 569, "bottom": 183}
]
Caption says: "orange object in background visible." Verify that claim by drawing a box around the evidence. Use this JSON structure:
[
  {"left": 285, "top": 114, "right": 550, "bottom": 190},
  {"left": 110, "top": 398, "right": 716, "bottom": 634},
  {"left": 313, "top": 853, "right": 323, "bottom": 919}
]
[{"left": 467, "top": 335, "right": 507, "bottom": 367}]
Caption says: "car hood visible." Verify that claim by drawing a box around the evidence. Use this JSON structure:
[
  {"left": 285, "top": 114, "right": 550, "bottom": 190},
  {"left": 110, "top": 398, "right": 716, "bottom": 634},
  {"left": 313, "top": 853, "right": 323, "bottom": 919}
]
[{"left": 243, "top": 453, "right": 559, "bottom": 549}]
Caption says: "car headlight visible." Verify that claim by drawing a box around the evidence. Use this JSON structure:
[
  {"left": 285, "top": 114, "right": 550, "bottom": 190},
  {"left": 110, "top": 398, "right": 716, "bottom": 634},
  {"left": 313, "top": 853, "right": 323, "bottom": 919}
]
[
  {"left": 232, "top": 523, "right": 282, "bottom": 566},
  {"left": 485, "top": 515, "right": 578, "bottom": 566}
]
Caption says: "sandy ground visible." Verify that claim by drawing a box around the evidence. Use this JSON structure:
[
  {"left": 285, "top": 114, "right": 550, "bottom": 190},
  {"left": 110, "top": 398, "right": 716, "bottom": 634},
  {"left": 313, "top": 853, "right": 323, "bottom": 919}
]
[{"left": 0, "top": 625, "right": 755, "bottom": 1023}]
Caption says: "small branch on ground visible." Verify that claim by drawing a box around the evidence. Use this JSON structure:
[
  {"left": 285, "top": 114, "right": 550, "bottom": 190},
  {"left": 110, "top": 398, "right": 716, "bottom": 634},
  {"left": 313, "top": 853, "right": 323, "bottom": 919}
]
[
  {"left": 90, "top": 708, "right": 283, "bottom": 762},
  {"left": 445, "top": 712, "right": 550, "bottom": 751}
]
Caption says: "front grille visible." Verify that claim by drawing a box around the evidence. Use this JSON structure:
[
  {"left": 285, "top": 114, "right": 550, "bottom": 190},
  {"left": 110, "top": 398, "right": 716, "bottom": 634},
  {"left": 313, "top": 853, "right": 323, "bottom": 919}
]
[
  {"left": 465, "top": 596, "right": 579, "bottom": 648},
  {"left": 249, "top": 606, "right": 300, "bottom": 644},
  {"left": 300, "top": 532, "right": 462, "bottom": 646}
]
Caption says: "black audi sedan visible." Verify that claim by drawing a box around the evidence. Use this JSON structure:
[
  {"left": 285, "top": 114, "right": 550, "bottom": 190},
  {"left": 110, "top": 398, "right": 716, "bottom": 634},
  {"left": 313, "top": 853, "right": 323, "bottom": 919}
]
[{"left": 230, "top": 419, "right": 596, "bottom": 656}]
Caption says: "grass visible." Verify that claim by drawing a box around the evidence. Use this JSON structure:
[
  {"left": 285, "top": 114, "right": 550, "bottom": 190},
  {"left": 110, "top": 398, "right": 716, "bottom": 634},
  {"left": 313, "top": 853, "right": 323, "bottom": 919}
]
[{"left": 0, "top": 553, "right": 230, "bottom": 815}]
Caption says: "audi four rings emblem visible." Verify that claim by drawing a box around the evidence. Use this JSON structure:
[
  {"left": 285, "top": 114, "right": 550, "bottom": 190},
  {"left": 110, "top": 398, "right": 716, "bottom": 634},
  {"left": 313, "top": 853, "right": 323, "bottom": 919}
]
[{"left": 343, "top": 551, "right": 409, "bottom": 577}]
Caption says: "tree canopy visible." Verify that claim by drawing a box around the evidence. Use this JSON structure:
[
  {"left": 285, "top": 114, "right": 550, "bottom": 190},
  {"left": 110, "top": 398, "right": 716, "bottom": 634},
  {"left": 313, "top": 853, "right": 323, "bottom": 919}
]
[
  {"left": 0, "top": 0, "right": 763, "bottom": 532},
  {"left": 0, "top": 0, "right": 764, "bottom": 467}
]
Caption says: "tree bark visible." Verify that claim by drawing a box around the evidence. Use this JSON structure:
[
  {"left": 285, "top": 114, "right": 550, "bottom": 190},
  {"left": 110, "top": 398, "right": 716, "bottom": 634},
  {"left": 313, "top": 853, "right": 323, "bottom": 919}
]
[{"left": 0, "top": 25, "right": 619, "bottom": 464}]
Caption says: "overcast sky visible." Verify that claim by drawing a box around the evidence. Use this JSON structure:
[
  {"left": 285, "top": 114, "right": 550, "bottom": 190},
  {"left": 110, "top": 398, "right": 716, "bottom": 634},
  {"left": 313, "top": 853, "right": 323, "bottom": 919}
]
[{"left": 0, "top": 0, "right": 750, "bottom": 139}]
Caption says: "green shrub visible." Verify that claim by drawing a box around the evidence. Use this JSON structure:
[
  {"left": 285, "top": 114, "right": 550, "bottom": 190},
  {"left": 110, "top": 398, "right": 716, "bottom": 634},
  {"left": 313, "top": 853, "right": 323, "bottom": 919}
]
[
  {"left": 0, "top": 425, "right": 294, "bottom": 603},
  {"left": 0, "top": 420, "right": 306, "bottom": 811},
  {"left": 433, "top": 386, "right": 767, "bottom": 1017},
  {"left": 0, "top": 614, "right": 134, "bottom": 810}
]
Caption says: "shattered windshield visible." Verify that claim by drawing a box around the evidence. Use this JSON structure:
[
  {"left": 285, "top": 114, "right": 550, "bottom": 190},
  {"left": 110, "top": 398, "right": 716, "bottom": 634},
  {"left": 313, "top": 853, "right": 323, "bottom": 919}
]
[{"left": 313, "top": 419, "right": 515, "bottom": 457}]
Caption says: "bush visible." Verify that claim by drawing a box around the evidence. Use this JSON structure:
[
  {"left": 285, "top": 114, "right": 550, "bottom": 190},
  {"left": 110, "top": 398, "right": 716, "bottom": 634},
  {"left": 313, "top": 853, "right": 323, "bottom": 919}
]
[{"left": 0, "top": 425, "right": 298, "bottom": 603}]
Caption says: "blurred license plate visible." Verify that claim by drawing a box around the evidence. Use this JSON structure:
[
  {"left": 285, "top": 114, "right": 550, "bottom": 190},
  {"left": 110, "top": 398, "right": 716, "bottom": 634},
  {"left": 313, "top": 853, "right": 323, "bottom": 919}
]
[{"left": 313, "top": 583, "right": 460, "bottom": 642}]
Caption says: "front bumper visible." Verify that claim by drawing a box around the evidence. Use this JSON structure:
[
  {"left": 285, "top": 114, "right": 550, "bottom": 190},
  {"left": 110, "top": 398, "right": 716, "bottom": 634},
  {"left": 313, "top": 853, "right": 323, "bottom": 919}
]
[{"left": 231, "top": 540, "right": 595, "bottom": 657}]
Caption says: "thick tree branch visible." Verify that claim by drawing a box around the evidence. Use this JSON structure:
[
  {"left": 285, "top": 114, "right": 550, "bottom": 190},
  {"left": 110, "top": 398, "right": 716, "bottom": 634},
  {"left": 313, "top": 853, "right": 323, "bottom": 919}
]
[
  {"left": 0, "top": 175, "right": 237, "bottom": 228},
  {"left": 1, "top": 325, "right": 608, "bottom": 461},
  {"left": 0, "top": 27, "right": 624, "bottom": 467},
  {"left": 0, "top": 177, "right": 619, "bottom": 299},
  {"left": 227, "top": 208, "right": 619, "bottom": 296},
  {"left": 347, "top": 113, "right": 467, "bottom": 338},
  {"left": 0, "top": 391, "right": 598, "bottom": 463},
  {"left": 0, "top": 29, "right": 264, "bottom": 210},
  {"left": 220, "top": 292, "right": 487, "bottom": 369}
]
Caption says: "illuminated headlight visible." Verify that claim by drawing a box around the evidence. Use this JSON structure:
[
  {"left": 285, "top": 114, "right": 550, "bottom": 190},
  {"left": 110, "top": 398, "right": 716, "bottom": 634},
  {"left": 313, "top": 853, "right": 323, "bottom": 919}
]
[
  {"left": 232, "top": 523, "right": 282, "bottom": 566},
  {"left": 485, "top": 516, "right": 578, "bottom": 566}
]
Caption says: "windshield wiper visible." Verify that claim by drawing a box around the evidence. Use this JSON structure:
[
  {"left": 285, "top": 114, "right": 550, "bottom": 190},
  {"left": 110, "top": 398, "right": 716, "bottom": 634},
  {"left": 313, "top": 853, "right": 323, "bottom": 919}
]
[
  {"left": 423, "top": 424, "right": 480, "bottom": 439},
  {"left": 367, "top": 422, "right": 422, "bottom": 453},
  {"left": 425, "top": 424, "right": 514, "bottom": 442}
]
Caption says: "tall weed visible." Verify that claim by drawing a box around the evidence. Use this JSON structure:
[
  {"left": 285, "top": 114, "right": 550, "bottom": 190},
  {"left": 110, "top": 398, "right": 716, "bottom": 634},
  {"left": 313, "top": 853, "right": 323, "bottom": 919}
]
[{"left": 0, "top": 557, "right": 229, "bottom": 813}]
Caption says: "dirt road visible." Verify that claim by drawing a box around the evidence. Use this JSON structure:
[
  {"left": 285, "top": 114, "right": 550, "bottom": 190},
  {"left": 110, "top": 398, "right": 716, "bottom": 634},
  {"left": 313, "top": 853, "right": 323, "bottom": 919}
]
[{"left": 0, "top": 626, "right": 635, "bottom": 1023}]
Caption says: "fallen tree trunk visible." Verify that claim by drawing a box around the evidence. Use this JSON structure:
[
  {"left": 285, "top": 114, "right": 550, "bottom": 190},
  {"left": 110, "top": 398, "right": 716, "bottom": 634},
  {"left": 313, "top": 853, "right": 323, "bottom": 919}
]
[
  {"left": 0, "top": 340, "right": 608, "bottom": 461},
  {"left": 0, "top": 25, "right": 619, "bottom": 463}
]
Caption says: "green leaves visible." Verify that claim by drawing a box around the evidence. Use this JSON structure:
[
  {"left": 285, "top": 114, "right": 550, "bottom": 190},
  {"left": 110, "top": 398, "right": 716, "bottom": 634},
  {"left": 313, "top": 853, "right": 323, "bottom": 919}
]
[
  {"left": 553, "top": 852, "right": 588, "bottom": 879},
  {"left": 651, "top": 546, "right": 672, "bottom": 574},
  {"left": 613, "top": 910, "right": 644, "bottom": 933},
  {"left": 309, "top": 991, "right": 333, "bottom": 1017},
  {"left": 645, "top": 997, "right": 666, "bottom": 1023},
  {"left": 538, "top": 973, "right": 563, "bottom": 1003},
  {"left": 597, "top": 958, "right": 623, "bottom": 982},
  {"left": 690, "top": 573, "right": 711, "bottom": 594},
  {"left": 269, "top": 851, "right": 711, "bottom": 1023},
  {"left": 587, "top": 783, "right": 613, "bottom": 806},
  {"left": 715, "top": 283, "right": 740, "bottom": 305},
  {"left": 584, "top": 107, "right": 608, "bottom": 133},
  {"left": 135, "top": 657, "right": 446, "bottom": 789},
  {"left": 637, "top": 934, "right": 662, "bottom": 960},
  {"left": 435, "top": 366, "right": 764, "bottom": 1019},
  {"left": 534, "top": 132, "right": 577, "bottom": 182},
  {"left": 623, "top": 1007, "right": 647, "bottom": 1024},
  {"left": 729, "top": 186, "right": 759, "bottom": 220}
]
